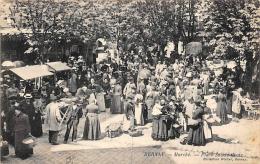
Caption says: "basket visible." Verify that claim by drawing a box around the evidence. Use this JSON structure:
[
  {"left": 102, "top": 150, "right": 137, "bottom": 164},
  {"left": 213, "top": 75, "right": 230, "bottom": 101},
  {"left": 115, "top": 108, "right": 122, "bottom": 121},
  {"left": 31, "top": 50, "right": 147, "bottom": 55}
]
[
  {"left": 0, "top": 141, "right": 9, "bottom": 156},
  {"left": 128, "top": 129, "right": 143, "bottom": 137},
  {"left": 105, "top": 123, "right": 123, "bottom": 138},
  {"left": 22, "top": 136, "right": 37, "bottom": 148}
]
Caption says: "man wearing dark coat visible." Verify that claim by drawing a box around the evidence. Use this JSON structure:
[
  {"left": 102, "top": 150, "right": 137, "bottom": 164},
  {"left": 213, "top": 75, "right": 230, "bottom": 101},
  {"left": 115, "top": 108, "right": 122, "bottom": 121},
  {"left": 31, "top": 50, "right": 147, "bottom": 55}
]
[
  {"left": 13, "top": 103, "right": 33, "bottom": 159},
  {"left": 63, "top": 98, "right": 83, "bottom": 144},
  {"left": 20, "top": 94, "right": 35, "bottom": 136}
]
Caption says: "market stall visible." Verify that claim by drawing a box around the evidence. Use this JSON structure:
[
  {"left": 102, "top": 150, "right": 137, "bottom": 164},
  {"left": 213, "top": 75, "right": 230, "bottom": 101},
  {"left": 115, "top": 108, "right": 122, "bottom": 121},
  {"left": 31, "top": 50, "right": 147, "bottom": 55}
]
[
  {"left": 9, "top": 65, "right": 54, "bottom": 89},
  {"left": 46, "top": 62, "right": 72, "bottom": 72}
]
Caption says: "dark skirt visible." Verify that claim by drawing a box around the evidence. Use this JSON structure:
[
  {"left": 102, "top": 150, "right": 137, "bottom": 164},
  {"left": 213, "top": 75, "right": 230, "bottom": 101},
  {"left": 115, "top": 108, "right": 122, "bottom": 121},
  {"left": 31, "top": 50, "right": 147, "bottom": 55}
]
[
  {"left": 151, "top": 116, "right": 168, "bottom": 141},
  {"left": 216, "top": 101, "right": 228, "bottom": 124},
  {"left": 145, "top": 99, "right": 154, "bottom": 120},
  {"left": 111, "top": 95, "right": 122, "bottom": 114},
  {"left": 82, "top": 114, "right": 101, "bottom": 140},
  {"left": 14, "top": 130, "right": 33, "bottom": 159},
  {"left": 167, "top": 120, "right": 180, "bottom": 139},
  {"left": 226, "top": 97, "right": 232, "bottom": 114},
  {"left": 31, "top": 113, "right": 43, "bottom": 137},
  {"left": 104, "top": 94, "right": 111, "bottom": 108},
  {"left": 187, "top": 122, "right": 206, "bottom": 146},
  {"left": 96, "top": 93, "right": 106, "bottom": 112}
]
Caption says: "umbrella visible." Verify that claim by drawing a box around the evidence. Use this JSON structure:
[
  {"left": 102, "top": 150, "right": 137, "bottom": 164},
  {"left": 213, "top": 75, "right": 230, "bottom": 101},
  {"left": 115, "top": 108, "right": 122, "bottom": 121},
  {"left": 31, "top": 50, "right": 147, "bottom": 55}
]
[
  {"left": 185, "top": 42, "right": 202, "bottom": 55},
  {"left": 96, "top": 38, "right": 107, "bottom": 46},
  {"left": 13, "top": 61, "right": 25, "bottom": 68},
  {"left": 2, "top": 61, "right": 15, "bottom": 67}
]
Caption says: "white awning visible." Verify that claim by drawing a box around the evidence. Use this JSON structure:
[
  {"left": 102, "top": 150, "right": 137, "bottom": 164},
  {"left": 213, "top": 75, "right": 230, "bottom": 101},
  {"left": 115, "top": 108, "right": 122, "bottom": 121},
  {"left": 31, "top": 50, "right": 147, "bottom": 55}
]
[
  {"left": 46, "top": 62, "right": 72, "bottom": 72},
  {"left": 10, "top": 65, "right": 54, "bottom": 80}
]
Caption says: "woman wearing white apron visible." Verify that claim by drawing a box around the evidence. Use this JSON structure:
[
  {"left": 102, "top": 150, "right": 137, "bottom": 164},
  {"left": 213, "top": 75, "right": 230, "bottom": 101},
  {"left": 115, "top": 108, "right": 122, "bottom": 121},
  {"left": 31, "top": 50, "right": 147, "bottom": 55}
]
[
  {"left": 232, "top": 88, "right": 243, "bottom": 121},
  {"left": 134, "top": 94, "right": 146, "bottom": 126},
  {"left": 201, "top": 100, "right": 213, "bottom": 142}
]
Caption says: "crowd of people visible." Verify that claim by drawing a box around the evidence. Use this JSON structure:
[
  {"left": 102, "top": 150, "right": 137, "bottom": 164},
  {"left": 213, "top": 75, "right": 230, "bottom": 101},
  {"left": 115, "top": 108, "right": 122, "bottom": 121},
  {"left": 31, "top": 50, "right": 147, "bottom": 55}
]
[{"left": 1, "top": 52, "right": 259, "bottom": 160}]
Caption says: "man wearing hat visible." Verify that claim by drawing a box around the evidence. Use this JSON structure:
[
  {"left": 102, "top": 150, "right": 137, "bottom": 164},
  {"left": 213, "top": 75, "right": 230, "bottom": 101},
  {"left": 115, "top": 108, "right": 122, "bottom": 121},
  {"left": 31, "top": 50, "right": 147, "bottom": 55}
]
[
  {"left": 63, "top": 97, "right": 83, "bottom": 144},
  {"left": 20, "top": 94, "right": 35, "bottom": 132},
  {"left": 45, "top": 95, "right": 62, "bottom": 145}
]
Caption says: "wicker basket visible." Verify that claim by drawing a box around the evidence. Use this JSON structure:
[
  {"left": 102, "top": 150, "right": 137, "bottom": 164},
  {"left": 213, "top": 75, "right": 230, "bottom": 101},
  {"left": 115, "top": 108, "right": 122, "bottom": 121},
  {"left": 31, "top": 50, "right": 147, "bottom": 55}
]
[
  {"left": 105, "top": 123, "right": 123, "bottom": 138},
  {"left": 22, "top": 136, "right": 37, "bottom": 148}
]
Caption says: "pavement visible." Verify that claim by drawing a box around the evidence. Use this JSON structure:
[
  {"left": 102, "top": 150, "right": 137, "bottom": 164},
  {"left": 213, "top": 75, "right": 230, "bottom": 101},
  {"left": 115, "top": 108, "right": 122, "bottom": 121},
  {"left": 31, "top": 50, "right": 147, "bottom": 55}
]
[{"left": 1, "top": 111, "right": 260, "bottom": 164}]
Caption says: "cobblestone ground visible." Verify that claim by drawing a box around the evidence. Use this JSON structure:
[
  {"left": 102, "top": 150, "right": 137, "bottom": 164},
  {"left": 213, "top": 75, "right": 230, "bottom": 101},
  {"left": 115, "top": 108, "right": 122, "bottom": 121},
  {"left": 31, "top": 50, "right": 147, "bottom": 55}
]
[
  {"left": 1, "top": 112, "right": 260, "bottom": 164},
  {"left": 1, "top": 146, "right": 174, "bottom": 164}
]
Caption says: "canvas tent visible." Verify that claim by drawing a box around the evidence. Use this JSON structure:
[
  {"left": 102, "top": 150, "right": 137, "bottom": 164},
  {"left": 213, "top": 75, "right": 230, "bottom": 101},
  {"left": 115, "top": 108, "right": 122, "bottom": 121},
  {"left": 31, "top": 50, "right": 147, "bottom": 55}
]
[
  {"left": 10, "top": 65, "right": 54, "bottom": 80},
  {"left": 46, "top": 62, "right": 72, "bottom": 72}
]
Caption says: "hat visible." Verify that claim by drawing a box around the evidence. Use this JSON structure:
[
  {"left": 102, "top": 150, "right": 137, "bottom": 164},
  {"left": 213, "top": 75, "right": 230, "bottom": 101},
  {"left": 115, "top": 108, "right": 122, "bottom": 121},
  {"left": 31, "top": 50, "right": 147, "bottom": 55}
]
[
  {"left": 237, "top": 88, "right": 243, "bottom": 93},
  {"left": 160, "top": 99, "right": 166, "bottom": 105},
  {"left": 171, "top": 96, "right": 176, "bottom": 101},
  {"left": 82, "top": 86, "right": 87, "bottom": 91},
  {"left": 4, "top": 75, "right": 10, "bottom": 78},
  {"left": 24, "top": 94, "right": 33, "bottom": 99},
  {"left": 63, "top": 87, "right": 69, "bottom": 93},
  {"left": 71, "top": 97, "right": 79, "bottom": 103},
  {"left": 169, "top": 102, "right": 174, "bottom": 106},
  {"left": 57, "top": 80, "right": 64, "bottom": 85},
  {"left": 134, "top": 94, "right": 143, "bottom": 102},
  {"left": 186, "top": 72, "right": 192, "bottom": 78},
  {"left": 72, "top": 67, "right": 77, "bottom": 70},
  {"left": 14, "top": 102, "right": 20, "bottom": 107},
  {"left": 130, "top": 84, "right": 136, "bottom": 89}
]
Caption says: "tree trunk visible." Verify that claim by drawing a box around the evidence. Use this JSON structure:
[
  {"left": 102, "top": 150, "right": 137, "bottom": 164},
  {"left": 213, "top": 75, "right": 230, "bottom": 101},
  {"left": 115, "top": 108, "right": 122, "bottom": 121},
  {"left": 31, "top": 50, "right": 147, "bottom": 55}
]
[{"left": 244, "top": 50, "right": 253, "bottom": 94}]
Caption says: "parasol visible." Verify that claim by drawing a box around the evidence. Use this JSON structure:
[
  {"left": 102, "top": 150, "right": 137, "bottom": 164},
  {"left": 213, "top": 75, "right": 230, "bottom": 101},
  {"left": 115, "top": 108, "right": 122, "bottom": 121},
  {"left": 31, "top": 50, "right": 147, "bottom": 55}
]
[
  {"left": 185, "top": 42, "right": 202, "bottom": 55},
  {"left": 2, "top": 61, "right": 15, "bottom": 68}
]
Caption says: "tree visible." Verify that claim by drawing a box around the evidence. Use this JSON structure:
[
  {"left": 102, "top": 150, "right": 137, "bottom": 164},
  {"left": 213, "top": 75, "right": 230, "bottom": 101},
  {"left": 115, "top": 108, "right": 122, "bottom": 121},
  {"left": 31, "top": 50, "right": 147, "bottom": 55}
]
[
  {"left": 198, "top": 0, "right": 260, "bottom": 91},
  {"left": 9, "top": 0, "right": 86, "bottom": 63}
]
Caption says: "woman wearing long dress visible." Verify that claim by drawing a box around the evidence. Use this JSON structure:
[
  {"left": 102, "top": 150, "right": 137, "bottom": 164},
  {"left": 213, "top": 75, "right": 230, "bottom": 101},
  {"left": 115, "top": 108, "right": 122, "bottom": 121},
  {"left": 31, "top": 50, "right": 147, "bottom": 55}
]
[
  {"left": 151, "top": 100, "right": 162, "bottom": 140},
  {"left": 232, "top": 88, "right": 243, "bottom": 120},
  {"left": 201, "top": 100, "right": 213, "bottom": 143},
  {"left": 101, "top": 78, "right": 111, "bottom": 109},
  {"left": 145, "top": 86, "right": 155, "bottom": 121},
  {"left": 110, "top": 80, "right": 123, "bottom": 114},
  {"left": 134, "top": 94, "right": 147, "bottom": 126},
  {"left": 13, "top": 103, "right": 33, "bottom": 159},
  {"left": 186, "top": 100, "right": 206, "bottom": 146},
  {"left": 32, "top": 96, "right": 43, "bottom": 137},
  {"left": 215, "top": 90, "right": 228, "bottom": 124},
  {"left": 82, "top": 98, "right": 101, "bottom": 140},
  {"left": 166, "top": 103, "right": 180, "bottom": 139},
  {"left": 151, "top": 99, "right": 168, "bottom": 141}
]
